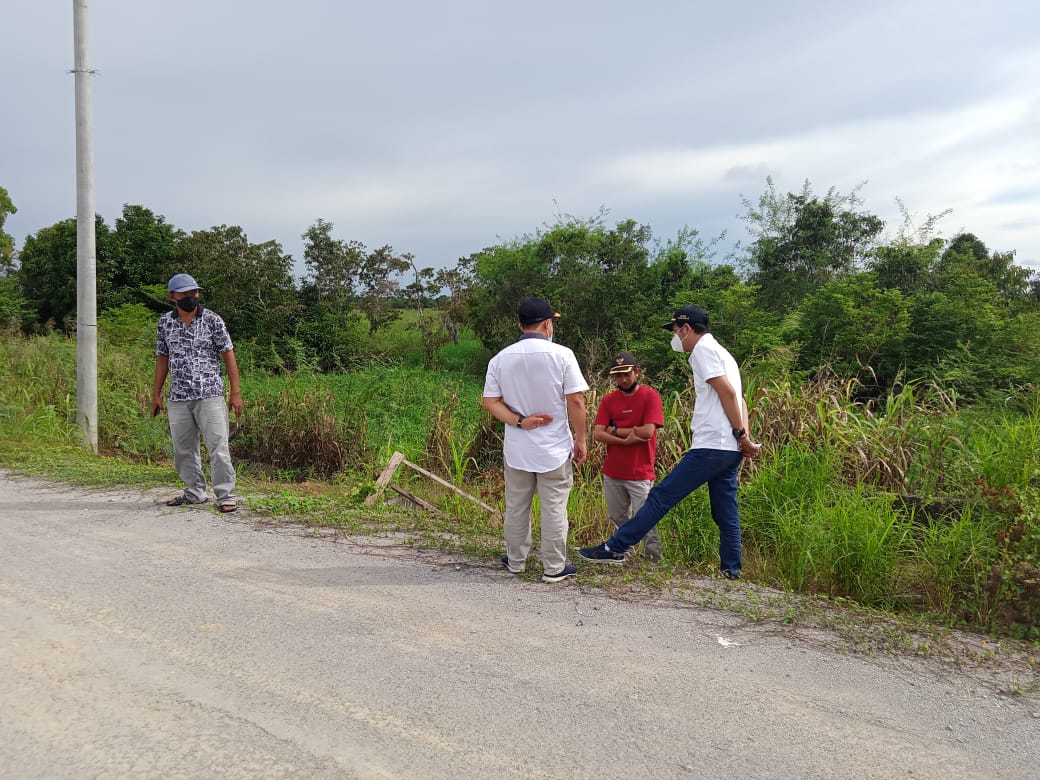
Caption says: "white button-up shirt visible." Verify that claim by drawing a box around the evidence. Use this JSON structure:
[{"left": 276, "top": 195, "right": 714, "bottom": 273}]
[{"left": 483, "top": 335, "right": 589, "bottom": 472}]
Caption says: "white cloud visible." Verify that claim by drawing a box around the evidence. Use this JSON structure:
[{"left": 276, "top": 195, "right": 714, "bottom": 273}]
[{"left": 3, "top": 1, "right": 1039, "bottom": 271}]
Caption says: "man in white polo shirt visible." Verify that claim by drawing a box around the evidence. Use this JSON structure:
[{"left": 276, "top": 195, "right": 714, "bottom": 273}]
[
  {"left": 579, "top": 305, "right": 760, "bottom": 578},
  {"left": 482, "top": 297, "right": 589, "bottom": 583}
]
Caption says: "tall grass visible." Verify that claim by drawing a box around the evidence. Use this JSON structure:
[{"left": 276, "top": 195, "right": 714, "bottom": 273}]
[{"left": 2, "top": 324, "right": 1039, "bottom": 637}]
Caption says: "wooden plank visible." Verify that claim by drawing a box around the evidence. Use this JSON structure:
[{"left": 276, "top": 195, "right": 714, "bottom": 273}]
[
  {"left": 364, "top": 450, "right": 406, "bottom": 506},
  {"left": 401, "top": 458, "right": 502, "bottom": 522},
  {"left": 388, "top": 484, "right": 442, "bottom": 515}
]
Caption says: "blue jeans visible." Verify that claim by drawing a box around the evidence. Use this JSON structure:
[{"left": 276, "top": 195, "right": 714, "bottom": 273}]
[{"left": 606, "top": 448, "right": 743, "bottom": 574}]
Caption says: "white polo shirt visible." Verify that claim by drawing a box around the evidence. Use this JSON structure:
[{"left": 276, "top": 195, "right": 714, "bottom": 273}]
[
  {"left": 483, "top": 335, "right": 589, "bottom": 472},
  {"left": 688, "top": 333, "right": 742, "bottom": 452}
]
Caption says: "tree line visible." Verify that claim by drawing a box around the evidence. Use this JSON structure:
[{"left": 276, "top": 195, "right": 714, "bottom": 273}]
[{"left": 2, "top": 180, "right": 1038, "bottom": 400}]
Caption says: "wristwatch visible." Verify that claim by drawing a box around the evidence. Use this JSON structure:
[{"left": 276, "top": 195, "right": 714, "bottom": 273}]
[
  {"left": 732, "top": 427, "right": 746, "bottom": 440},
  {"left": 516, "top": 414, "right": 526, "bottom": 429}
]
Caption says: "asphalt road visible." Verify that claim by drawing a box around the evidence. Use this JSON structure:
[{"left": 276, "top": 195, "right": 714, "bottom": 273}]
[{"left": 1, "top": 471, "right": 1037, "bottom": 779}]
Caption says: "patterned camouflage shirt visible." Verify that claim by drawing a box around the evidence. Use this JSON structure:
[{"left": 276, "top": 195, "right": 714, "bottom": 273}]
[{"left": 155, "top": 308, "right": 234, "bottom": 402}]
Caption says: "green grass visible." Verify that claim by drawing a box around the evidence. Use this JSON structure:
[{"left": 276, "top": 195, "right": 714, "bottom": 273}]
[{"left": 2, "top": 325, "right": 1040, "bottom": 641}]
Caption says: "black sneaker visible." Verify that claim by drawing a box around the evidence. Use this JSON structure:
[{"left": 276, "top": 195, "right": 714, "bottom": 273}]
[
  {"left": 578, "top": 543, "right": 626, "bottom": 564},
  {"left": 721, "top": 569, "right": 740, "bottom": 580},
  {"left": 501, "top": 555, "right": 523, "bottom": 574},
  {"left": 542, "top": 564, "right": 577, "bottom": 583}
]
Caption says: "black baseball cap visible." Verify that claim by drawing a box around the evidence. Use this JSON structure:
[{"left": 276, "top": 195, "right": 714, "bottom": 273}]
[
  {"left": 608, "top": 352, "right": 639, "bottom": 374},
  {"left": 517, "top": 297, "right": 560, "bottom": 326},
  {"left": 662, "top": 305, "right": 709, "bottom": 331}
]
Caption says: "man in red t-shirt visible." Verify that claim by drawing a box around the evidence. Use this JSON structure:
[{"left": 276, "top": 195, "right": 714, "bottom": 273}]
[{"left": 593, "top": 352, "right": 666, "bottom": 561}]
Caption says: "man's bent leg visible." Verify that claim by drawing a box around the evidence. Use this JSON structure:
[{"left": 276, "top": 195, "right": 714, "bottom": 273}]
[
  {"left": 707, "top": 451, "right": 744, "bottom": 575},
  {"left": 607, "top": 450, "right": 710, "bottom": 551},
  {"left": 198, "top": 396, "right": 236, "bottom": 506},
  {"left": 537, "top": 460, "right": 573, "bottom": 574},
  {"left": 168, "top": 400, "right": 207, "bottom": 502},
  {"left": 503, "top": 463, "right": 536, "bottom": 570}
]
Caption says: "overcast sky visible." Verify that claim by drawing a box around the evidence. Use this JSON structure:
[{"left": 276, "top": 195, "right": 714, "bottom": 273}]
[{"left": 4, "top": 1, "right": 1039, "bottom": 278}]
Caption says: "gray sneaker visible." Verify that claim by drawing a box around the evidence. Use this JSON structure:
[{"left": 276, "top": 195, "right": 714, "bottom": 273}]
[{"left": 541, "top": 564, "right": 577, "bottom": 583}]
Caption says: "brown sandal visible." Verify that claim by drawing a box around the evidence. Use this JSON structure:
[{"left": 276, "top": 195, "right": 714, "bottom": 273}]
[{"left": 218, "top": 503, "right": 238, "bottom": 513}]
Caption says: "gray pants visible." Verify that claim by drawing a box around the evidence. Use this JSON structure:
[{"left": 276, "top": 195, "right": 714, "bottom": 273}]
[
  {"left": 603, "top": 475, "right": 660, "bottom": 560},
  {"left": 168, "top": 396, "right": 236, "bottom": 506},
  {"left": 503, "top": 459, "right": 573, "bottom": 575}
]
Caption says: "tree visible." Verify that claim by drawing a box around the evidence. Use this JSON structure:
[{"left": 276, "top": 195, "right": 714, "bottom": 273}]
[
  {"left": 17, "top": 216, "right": 111, "bottom": 332},
  {"left": 466, "top": 214, "right": 667, "bottom": 364},
  {"left": 795, "top": 273, "right": 909, "bottom": 387},
  {"left": 301, "top": 218, "right": 364, "bottom": 305},
  {"left": 435, "top": 261, "right": 473, "bottom": 345},
  {"left": 740, "top": 179, "right": 884, "bottom": 313},
  {"left": 870, "top": 239, "right": 943, "bottom": 296},
  {"left": 356, "top": 245, "right": 409, "bottom": 335},
  {"left": 404, "top": 255, "right": 447, "bottom": 368},
  {"left": 170, "top": 226, "right": 298, "bottom": 343},
  {"left": 0, "top": 186, "right": 16, "bottom": 268},
  {"left": 0, "top": 186, "right": 28, "bottom": 327},
  {"left": 102, "top": 204, "right": 180, "bottom": 309},
  {"left": 937, "top": 233, "right": 1033, "bottom": 301}
]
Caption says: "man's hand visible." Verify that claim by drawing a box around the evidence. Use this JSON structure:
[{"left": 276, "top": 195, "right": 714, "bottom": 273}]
[
  {"left": 738, "top": 437, "right": 762, "bottom": 459},
  {"left": 521, "top": 413, "right": 553, "bottom": 429},
  {"left": 572, "top": 437, "right": 588, "bottom": 465},
  {"left": 228, "top": 391, "right": 244, "bottom": 418}
]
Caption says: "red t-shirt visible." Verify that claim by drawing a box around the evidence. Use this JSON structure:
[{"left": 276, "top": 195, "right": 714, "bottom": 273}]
[{"left": 595, "top": 384, "right": 665, "bottom": 481}]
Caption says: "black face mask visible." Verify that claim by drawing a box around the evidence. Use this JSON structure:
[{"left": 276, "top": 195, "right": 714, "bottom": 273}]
[
  {"left": 621, "top": 379, "right": 640, "bottom": 394},
  {"left": 176, "top": 296, "right": 199, "bottom": 313}
]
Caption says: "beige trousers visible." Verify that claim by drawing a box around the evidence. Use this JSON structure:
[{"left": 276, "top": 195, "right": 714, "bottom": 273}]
[{"left": 503, "top": 459, "right": 573, "bottom": 575}]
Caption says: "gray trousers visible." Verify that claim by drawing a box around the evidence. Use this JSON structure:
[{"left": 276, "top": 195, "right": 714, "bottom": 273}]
[
  {"left": 168, "top": 396, "right": 236, "bottom": 506},
  {"left": 603, "top": 475, "right": 660, "bottom": 555},
  {"left": 503, "top": 459, "right": 573, "bottom": 575}
]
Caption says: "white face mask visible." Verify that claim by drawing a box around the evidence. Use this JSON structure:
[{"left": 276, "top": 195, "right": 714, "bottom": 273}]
[{"left": 670, "top": 333, "right": 685, "bottom": 353}]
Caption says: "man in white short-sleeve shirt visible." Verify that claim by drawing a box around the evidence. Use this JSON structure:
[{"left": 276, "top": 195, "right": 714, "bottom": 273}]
[
  {"left": 580, "top": 305, "right": 761, "bottom": 578},
  {"left": 482, "top": 297, "right": 589, "bottom": 583}
]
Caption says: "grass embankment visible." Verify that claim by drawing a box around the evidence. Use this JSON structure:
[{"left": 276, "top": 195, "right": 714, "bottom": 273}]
[{"left": 1, "top": 313, "right": 1038, "bottom": 660}]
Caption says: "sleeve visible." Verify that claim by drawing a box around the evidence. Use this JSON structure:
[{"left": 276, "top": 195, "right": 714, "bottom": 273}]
[
  {"left": 594, "top": 394, "right": 614, "bottom": 426},
  {"left": 562, "top": 350, "right": 590, "bottom": 394},
  {"left": 645, "top": 388, "right": 665, "bottom": 427},
  {"left": 482, "top": 357, "right": 500, "bottom": 397},
  {"left": 692, "top": 344, "right": 726, "bottom": 381},
  {"left": 212, "top": 313, "right": 234, "bottom": 353},
  {"left": 155, "top": 318, "right": 169, "bottom": 356}
]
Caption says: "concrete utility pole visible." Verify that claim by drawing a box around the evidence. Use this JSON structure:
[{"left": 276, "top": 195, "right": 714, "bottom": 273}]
[{"left": 73, "top": 0, "right": 98, "bottom": 452}]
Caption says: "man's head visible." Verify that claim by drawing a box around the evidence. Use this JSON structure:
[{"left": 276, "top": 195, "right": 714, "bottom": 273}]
[
  {"left": 167, "top": 273, "right": 202, "bottom": 313},
  {"left": 517, "top": 297, "right": 560, "bottom": 338},
  {"left": 662, "top": 305, "right": 709, "bottom": 352},
  {"left": 608, "top": 351, "right": 641, "bottom": 391}
]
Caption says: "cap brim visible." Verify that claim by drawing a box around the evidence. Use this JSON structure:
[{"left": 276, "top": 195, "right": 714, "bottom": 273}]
[
  {"left": 609, "top": 367, "right": 635, "bottom": 375},
  {"left": 661, "top": 320, "right": 676, "bottom": 331}
]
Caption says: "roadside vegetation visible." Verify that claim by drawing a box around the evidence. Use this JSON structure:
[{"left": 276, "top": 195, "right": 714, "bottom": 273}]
[{"left": 1, "top": 179, "right": 1038, "bottom": 651}]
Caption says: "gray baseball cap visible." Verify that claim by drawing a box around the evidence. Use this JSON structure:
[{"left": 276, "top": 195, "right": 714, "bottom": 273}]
[{"left": 167, "top": 273, "right": 201, "bottom": 293}]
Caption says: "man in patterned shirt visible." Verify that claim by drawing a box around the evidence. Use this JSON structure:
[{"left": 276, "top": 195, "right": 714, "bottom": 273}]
[{"left": 151, "top": 273, "right": 243, "bottom": 512}]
